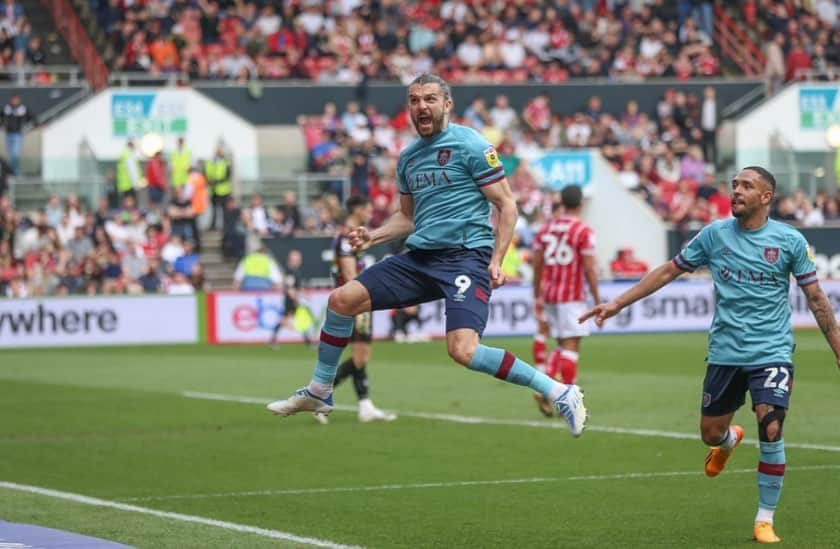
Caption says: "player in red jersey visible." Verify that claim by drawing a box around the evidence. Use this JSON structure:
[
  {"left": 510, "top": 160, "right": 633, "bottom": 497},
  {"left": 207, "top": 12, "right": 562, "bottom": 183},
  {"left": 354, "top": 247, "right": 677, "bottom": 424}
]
[{"left": 531, "top": 185, "right": 600, "bottom": 415}]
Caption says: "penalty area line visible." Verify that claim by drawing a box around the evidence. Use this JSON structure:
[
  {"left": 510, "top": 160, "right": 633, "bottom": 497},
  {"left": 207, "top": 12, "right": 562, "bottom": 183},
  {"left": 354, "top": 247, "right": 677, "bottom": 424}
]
[
  {"left": 121, "top": 464, "right": 840, "bottom": 502},
  {"left": 181, "top": 391, "right": 840, "bottom": 453},
  {"left": 0, "top": 481, "right": 362, "bottom": 549}
]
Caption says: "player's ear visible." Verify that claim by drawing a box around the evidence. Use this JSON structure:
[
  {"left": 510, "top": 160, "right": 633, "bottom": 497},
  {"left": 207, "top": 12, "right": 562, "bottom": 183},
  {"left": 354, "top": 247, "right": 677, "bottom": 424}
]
[{"left": 762, "top": 189, "right": 774, "bottom": 206}]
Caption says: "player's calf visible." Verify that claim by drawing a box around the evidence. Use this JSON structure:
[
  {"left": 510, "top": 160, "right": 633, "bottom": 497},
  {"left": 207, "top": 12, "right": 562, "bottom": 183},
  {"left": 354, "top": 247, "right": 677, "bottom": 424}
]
[
  {"left": 456, "top": 337, "right": 586, "bottom": 436},
  {"left": 754, "top": 405, "right": 787, "bottom": 532}
]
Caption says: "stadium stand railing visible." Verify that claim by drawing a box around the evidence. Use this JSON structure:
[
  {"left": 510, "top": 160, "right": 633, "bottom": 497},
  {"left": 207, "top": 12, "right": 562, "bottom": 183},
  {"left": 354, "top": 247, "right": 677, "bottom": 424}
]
[
  {"left": 42, "top": 0, "right": 108, "bottom": 89},
  {"left": 713, "top": 3, "right": 765, "bottom": 78}
]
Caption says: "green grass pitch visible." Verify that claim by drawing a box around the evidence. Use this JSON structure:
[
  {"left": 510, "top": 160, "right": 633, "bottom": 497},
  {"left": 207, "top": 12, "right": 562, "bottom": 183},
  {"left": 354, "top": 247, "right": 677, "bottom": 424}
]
[{"left": 1, "top": 331, "right": 838, "bottom": 548}]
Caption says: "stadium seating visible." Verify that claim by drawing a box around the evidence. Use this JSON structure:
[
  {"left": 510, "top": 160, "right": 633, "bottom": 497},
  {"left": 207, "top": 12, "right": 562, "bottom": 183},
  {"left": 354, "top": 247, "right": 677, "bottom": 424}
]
[{"left": 92, "top": 0, "right": 730, "bottom": 82}]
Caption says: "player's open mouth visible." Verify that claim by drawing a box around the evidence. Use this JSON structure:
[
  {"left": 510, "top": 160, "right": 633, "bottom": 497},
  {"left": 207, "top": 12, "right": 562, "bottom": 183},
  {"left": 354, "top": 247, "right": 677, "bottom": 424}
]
[{"left": 417, "top": 115, "right": 432, "bottom": 127}]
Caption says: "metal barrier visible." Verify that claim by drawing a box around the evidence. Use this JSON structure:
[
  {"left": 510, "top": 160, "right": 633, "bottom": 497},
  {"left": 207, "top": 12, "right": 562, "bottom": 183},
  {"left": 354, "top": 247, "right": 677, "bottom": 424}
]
[
  {"left": 0, "top": 65, "right": 85, "bottom": 86},
  {"left": 238, "top": 173, "right": 351, "bottom": 207},
  {"left": 8, "top": 171, "right": 350, "bottom": 212}
]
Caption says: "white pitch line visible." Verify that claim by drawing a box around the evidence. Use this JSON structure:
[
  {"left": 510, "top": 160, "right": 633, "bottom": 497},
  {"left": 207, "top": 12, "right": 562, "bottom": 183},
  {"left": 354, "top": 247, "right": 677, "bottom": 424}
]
[
  {"left": 0, "top": 481, "right": 362, "bottom": 549},
  {"left": 181, "top": 391, "right": 840, "bottom": 453},
  {"left": 121, "top": 464, "right": 840, "bottom": 502}
]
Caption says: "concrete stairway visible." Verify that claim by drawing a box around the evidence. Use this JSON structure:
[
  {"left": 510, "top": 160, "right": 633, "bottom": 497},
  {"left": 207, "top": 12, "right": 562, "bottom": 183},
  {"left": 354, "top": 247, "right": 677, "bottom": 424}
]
[
  {"left": 23, "top": 0, "right": 76, "bottom": 66},
  {"left": 200, "top": 230, "right": 236, "bottom": 290}
]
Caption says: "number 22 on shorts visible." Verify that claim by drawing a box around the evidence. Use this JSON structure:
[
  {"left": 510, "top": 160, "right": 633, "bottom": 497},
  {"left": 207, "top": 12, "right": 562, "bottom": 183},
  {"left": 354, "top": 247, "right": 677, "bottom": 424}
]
[{"left": 763, "top": 366, "right": 790, "bottom": 392}]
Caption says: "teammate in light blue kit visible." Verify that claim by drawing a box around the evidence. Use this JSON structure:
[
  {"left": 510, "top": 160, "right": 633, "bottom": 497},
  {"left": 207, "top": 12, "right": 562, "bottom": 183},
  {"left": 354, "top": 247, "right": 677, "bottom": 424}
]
[
  {"left": 581, "top": 166, "right": 840, "bottom": 544},
  {"left": 268, "top": 74, "right": 587, "bottom": 436}
]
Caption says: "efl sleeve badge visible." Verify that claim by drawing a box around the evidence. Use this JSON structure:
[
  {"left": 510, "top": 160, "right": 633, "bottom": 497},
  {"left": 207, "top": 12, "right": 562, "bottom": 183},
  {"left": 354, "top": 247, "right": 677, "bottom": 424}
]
[{"left": 484, "top": 146, "right": 501, "bottom": 168}]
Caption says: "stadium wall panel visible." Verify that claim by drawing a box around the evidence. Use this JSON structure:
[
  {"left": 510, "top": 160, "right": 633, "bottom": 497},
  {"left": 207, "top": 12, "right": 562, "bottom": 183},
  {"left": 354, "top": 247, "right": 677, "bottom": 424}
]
[{"left": 195, "top": 80, "right": 763, "bottom": 125}]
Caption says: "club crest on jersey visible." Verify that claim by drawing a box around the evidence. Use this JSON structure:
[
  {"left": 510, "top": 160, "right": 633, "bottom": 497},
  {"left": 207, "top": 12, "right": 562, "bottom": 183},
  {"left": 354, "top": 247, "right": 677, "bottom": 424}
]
[
  {"left": 484, "top": 146, "right": 501, "bottom": 168},
  {"left": 437, "top": 149, "right": 451, "bottom": 166},
  {"left": 763, "top": 247, "right": 780, "bottom": 264},
  {"left": 807, "top": 245, "right": 816, "bottom": 263}
]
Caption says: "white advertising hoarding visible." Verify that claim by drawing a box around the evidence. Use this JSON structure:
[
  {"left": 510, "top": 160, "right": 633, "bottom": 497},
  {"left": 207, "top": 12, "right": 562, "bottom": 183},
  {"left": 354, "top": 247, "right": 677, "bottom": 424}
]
[
  {"left": 0, "top": 295, "right": 198, "bottom": 348},
  {"left": 208, "top": 280, "right": 840, "bottom": 343}
]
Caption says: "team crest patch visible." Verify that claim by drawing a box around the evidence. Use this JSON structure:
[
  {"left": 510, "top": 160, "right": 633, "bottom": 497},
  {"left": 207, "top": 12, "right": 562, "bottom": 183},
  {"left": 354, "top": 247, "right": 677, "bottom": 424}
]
[
  {"left": 807, "top": 245, "right": 816, "bottom": 263},
  {"left": 437, "top": 149, "right": 451, "bottom": 166},
  {"left": 763, "top": 247, "right": 780, "bottom": 264},
  {"left": 483, "top": 146, "right": 501, "bottom": 168},
  {"left": 702, "top": 392, "right": 712, "bottom": 408}
]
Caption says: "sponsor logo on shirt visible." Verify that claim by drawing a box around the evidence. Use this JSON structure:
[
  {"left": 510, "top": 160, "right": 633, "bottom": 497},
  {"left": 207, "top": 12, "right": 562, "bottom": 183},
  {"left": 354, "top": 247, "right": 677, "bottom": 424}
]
[
  {"left": 719, "top": 266, "right": 782, "bottom": 285},
  {"left": 407, "top": 169, "right": 453, "bottom": 192}
]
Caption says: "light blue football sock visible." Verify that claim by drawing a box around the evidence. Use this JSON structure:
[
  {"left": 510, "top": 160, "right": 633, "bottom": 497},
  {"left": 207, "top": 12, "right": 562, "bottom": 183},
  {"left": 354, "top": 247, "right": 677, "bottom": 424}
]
[
  {"left": 467, "top": 344, "right": 562, "bottom": 398},
  {"left": 310, "top": 308, "right": 354, "bottom": 387},
  {"left": 757, "top": 440, "right": 786, "bottom": 511}
]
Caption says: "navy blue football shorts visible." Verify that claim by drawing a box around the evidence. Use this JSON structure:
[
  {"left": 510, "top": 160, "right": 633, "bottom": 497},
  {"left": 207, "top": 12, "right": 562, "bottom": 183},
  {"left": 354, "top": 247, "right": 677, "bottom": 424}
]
[
  {"left": 355, "top": 247, "right": 493, "bottom": 335},
  {"left": 701, "top": 363, "right": 794, "bottom": 416}
]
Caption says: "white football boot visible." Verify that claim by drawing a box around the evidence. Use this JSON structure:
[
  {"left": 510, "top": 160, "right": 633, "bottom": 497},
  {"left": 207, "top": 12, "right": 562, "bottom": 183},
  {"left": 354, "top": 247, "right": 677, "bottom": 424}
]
[
  {"left": 267, "top": 387, "right": 333, "bottom": 417},
  {"left": 553, "top": 385, "right": 587, "bottom": 437},
  {"left": 358, "top": 398, "right": 397, "bottom": 423}
]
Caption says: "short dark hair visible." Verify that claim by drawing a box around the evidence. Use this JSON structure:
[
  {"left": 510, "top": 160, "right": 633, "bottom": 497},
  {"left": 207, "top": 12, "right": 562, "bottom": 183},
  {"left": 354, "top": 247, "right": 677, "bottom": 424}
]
[
  {"left": 345, "top": 195, "right": 370, "bottom": 214},
  {"left": 408, "top": 73, "right": 452, "bottom": 103},
  {"left": 561, "top": 184, "right": 583, "bottom": 209},
  {"left": 742, "top": 166, "right": 777, "bottom": 193}
]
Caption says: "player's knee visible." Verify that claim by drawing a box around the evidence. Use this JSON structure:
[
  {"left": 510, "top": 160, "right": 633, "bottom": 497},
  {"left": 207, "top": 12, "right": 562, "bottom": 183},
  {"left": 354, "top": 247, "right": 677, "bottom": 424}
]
[
  {"left": 758, "top": 408, "right": 786, "bottom": 442},
  {"left": 447, "top": 339, "right": 476, "bottom": 366},
  {"left": 327, "top": 288, "right": 356, "bottom": 316}
]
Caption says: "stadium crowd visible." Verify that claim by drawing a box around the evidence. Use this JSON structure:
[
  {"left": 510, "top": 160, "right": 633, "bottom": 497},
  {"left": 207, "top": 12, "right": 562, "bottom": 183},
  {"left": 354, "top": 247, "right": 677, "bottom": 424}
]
[
  {"left": 755, "top": 0, "right": 840, "bottom": 93},
  {"left": 93, "top": 0, "right": 725, "bottom": 82},
  {"left": 0, "top": 191, "right": 208, "bottom": 298},
  {"left": 296, "top": 89, "right": 840, "bottom": 239},
  {"left": 0, "top": 1, "right": 52, "bottom": 74}
]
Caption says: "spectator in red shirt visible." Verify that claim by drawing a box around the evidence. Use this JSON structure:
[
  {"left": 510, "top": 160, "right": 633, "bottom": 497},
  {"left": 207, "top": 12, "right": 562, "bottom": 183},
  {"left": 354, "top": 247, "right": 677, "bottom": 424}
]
[
  {"left": 709, "top": 181, "right": 733, "bottom": 219},
  {"left": 145, "top": 150, "right": 168, "bottom": 208},
  {"left": 523, "top": 92, "right": 551, "bottom": 133},
  {"left": 785, "top": 36, "right": 813, "bottom": 81},
  {"left": 610, "top": 248, "right": 649, "bottom": 280}
]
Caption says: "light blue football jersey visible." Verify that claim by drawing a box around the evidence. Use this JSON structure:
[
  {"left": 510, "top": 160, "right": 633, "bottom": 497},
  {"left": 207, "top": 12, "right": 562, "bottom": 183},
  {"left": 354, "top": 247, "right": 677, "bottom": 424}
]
[
  {"left": 673, "top": 218, "right": 818, "bottom": 366},
  {"left": 397, "top": 123, "right": 505, "bottom": 250}
]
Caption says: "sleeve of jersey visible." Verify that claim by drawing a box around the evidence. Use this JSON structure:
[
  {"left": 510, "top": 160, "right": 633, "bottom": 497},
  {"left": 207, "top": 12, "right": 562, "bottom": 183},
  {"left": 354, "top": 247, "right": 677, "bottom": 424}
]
[
  {"left": 579, "top": 228, "right": 596, "bottom": 256},
  {"left": 791, "top": 234, "right": 818, "bottom": 287},
  {"left": 466, "top": 136, "right": 506, "bottom": 187},
  {"left": 672, "top": 226, "right": 710, "bottom": 272}
]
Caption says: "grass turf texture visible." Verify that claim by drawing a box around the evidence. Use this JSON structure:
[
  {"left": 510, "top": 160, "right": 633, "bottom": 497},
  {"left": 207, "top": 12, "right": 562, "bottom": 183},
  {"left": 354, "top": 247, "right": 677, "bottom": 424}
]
[{"left": 1, "top": 332, "right": 838, "bottom": 548}]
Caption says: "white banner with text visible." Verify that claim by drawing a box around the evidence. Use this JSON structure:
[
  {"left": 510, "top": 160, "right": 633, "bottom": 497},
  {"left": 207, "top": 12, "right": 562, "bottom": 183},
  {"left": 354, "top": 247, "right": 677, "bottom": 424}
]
[{"left": 0, "top": 295, "right": 198, "bottom": 348}]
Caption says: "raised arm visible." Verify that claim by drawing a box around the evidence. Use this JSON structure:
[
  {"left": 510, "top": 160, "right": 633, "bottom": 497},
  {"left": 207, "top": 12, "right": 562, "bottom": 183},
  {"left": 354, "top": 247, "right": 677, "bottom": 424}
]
[
  {"left": 579, "top": 260, "right": 684, "bottom": 327},
  {"left": 349, "top": 194, "right": 414, "bottom": 252},
  {"left": 800, "top": 281, "right": 840, "bottom": 369},
  {"left": 480, "top": 178, "right": 517, "bottom": 288}
]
